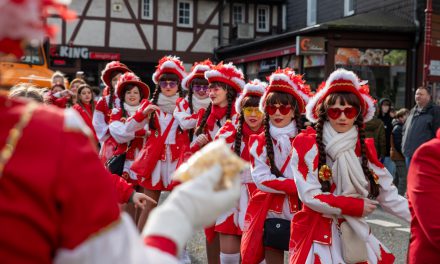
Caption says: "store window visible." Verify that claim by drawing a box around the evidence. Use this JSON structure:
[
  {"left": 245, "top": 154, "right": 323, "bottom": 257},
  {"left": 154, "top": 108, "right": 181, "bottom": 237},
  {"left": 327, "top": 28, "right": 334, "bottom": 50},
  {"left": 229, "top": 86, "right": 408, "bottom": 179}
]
[
  {"left": 335, "top": 48, "right": 408, "bottom": 108},
  {"left": 141, "top": 0, "right": 153, "bottom": 20},
  {"left": 178, "top": 0, "right": 193, "bottom": 27},
  {"left": 233, "top": 4, "right": 244, "bottom": 25},
  {"left": 303, "top": 55, "right": 325, "bottom": 90},
  {"left": 256, "top": 6, "right": 270, "bottom": 32},
  {"left": 307, "top": 0, "right": 317, "bottom": 26},
  {"left": 344, "top": 0, "right": 354, "bottom": 16}
]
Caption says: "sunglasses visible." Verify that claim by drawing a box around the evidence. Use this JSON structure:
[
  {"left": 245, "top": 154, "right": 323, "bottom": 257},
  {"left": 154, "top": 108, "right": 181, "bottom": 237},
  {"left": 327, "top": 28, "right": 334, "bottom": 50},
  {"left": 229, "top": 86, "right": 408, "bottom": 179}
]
[
  {"left": 266, "top": 105, "right": 292, "bottom": 115},
  {"left": 159, "top": 80, "right": 178, "bottom": 88},
  {"left": 192, "top": 84, "right": 209, "bottom": 92},
  {"left": 243, "top": 107, "right": 263, "bottom": 117},
  {"left": 327, "top": 107, "right": 359, "bottom": 119}
]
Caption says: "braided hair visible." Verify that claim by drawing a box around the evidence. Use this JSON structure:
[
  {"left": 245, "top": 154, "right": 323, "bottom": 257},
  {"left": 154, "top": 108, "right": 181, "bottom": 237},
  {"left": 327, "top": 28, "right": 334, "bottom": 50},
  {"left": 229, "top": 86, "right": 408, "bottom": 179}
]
[
  {"left": 194, "top": 82, "right": 237, "bottom": 136},
  {"left": 149, "top": 73, "right": 184, "bottom": 130},
  {"left": 263, "top": 92, "right": 302, "bottom": 177},
  {"left": 316, "top": 92, "right": 380, "bottom": 198},
  {"left": 108, "top": 71, "right": 123, "bottom": 109},
  {"left": 187, "top": 78, "right": 209, "bottom": 140},
  {"left": 233, "top": 96, "right": 261, "bottom": 155}
]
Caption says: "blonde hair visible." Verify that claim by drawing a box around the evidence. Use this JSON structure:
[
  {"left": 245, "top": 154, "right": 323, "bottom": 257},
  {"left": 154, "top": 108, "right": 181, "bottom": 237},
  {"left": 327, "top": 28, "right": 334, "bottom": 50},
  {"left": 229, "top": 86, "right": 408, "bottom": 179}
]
[
  {"left": 51, "top": 71, "right": 65, "bottom": 84},
  {"left": 69, "top": 78, "right": 85, "bottom": 90},
  {"left": 9, "top": 83, "right": 43, "bottom": 103}
]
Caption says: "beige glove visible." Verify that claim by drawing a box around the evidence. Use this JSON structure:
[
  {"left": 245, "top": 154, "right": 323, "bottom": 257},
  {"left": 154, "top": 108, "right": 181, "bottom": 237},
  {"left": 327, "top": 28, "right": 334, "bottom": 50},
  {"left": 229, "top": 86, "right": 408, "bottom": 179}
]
[{"left": 142, "top": 164, "right": 240, "bottom": 254}]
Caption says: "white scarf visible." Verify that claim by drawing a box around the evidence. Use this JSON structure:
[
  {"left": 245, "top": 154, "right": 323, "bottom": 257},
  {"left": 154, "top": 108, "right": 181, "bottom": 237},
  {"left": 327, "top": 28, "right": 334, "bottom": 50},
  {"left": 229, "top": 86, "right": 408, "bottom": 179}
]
[
  {"left": 191, "top": 95, "right": 211, "bottom": 113},
  {"left": 269, "top": 121, "right": 297, "bottom": 169},
  {"left": 123, "top": 103, "right": 140, "bottom": 117},
  {"left": 323, "top": 121, "right": 370, "bottom": 241},
  {"left": 157, "top": 93, "right": 179, "bottom": 114}
]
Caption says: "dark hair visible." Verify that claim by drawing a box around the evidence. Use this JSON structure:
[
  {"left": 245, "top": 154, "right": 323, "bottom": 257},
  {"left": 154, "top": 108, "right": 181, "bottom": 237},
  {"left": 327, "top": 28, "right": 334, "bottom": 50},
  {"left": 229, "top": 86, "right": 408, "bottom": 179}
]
[
  {"left": 263, "top": 92, "right": 302, "bottom": 177},
  {"left": 120, "top": 84, "right": 144, "bottom": 118},
  {"left": 149, "top": 73, "right": 184, "bottom": 130},
  {"left": 187, "top": 77, "right": 209, "bottom": 140},
  {"left": 195, "top": 82, "right": 237, "bottom": 136},
  {"left": 108, "top": 71, "right": 124, "bottom": 109},
  {"left": 77, "top": 84, "right": 95, "bottom": 113},
  {"left": 416, "top": 86, "right": 432, "bottom": 96},
  {"left": 233, "top": 96, "right": 261, "bottom": 155},
  {"left": 316, "top": 92, "right": 380, "bottom": 199},
  {"left": 9, "top": 83, "right": 43, "bottom": 103}
]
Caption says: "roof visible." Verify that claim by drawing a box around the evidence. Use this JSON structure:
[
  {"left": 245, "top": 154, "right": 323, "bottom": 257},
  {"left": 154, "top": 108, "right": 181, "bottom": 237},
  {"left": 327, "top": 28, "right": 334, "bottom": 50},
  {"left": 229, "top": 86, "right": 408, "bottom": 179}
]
[{"left": 216, "top": 11, "right": 416, "bottom": 55}]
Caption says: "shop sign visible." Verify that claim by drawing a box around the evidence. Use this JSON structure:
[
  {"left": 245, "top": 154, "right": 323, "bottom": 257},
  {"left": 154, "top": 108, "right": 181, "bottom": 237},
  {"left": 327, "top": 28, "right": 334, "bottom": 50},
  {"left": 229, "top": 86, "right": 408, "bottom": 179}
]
[
  {"left": 52, "top": 46, "right": 120, "bottom": 61},
  {"left": 296, "top": 36, "right": 326, "bottom": 55},
  {"left": 429, "top": 60, "right": 440, "bottom": 76}
]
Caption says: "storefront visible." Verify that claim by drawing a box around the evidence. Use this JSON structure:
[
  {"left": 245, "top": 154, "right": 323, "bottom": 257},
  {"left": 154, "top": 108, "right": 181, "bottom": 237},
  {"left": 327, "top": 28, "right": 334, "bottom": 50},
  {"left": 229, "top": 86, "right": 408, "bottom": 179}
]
[
  {"left": 216, "top": 12, "right": 416, "bottom": 109},
  {"left": 49, "top": 45, "right": 157, "bottom": 88}
]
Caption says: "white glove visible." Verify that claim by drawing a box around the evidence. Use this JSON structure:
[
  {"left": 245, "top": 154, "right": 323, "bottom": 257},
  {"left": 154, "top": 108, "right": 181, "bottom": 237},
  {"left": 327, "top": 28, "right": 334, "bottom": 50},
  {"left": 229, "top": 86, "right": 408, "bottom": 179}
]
[
  {"left": 194, "top": 134, "right": 209, "bottom": 147},
  {"left": 142, "top": 164, "right": 240, "bottom": 255}
]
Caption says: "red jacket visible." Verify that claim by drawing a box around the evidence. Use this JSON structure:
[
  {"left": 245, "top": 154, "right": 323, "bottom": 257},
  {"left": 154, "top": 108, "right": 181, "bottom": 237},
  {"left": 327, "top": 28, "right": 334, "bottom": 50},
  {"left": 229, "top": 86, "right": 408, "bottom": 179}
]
[
  {"left": 0, "top": 97, "right": 119, "bottom": 263},
  {"left": 407, "top": 129, "right": 440, "bottom": 263},
  {"left": 73, "top": 102, "right": 97, "bottom": 141}
]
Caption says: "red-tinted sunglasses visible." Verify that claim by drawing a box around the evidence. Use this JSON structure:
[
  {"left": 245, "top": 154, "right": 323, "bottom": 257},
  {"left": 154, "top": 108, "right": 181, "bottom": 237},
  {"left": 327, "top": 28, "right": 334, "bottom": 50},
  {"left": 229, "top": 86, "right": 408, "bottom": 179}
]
[
  {"left": 266, "top": 105, "right": 292, "bottom": 115},
  {"left": 327, "top": 107, "right": 359, "bottom": 119}
]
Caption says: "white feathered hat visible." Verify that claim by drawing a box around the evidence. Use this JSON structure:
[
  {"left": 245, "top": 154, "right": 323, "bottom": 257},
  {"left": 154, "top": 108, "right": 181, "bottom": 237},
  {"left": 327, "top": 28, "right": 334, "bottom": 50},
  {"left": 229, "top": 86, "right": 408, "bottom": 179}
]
[
  {"left": 181, "top": 59, "right": 213, "bottom": 90},
  {"left": 152, "top": 55, "right": 187, "bottom": 84},
  {"left": 305, "top": 68, "right": 376, "bottom": 123},
  {"left": 235, "top": 79, "right": 267, "bottom": 113},
  {"left": 204, "top": 62, "right": 245, "bottom": 93}
]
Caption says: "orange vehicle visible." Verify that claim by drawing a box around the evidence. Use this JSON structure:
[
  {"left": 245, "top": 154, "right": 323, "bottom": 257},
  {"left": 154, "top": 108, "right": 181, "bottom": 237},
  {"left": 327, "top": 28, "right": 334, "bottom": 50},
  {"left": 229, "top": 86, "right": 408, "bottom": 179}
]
[{"left": 0, "top": 43, "right": 55, "bottom": 90}]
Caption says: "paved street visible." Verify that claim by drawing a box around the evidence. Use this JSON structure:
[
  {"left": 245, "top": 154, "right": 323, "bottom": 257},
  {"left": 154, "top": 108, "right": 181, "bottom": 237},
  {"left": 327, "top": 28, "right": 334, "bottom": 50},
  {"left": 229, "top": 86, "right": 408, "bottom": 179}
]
[
  {"left": 185, "top": 208, "right": 410, "bottom": 263},
  {"left": 158, "top": 193, "right": 410, "bottom": 263}
]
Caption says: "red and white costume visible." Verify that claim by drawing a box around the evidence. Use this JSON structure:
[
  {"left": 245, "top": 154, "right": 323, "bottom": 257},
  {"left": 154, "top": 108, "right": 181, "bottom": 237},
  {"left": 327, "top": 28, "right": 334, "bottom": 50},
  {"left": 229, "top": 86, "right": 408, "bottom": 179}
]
[
  {"left": 407, "top": 129, "right": 440, "bottom": 263},
  {"left": 289, "top": 69, "right": 410, "bottom": 264},
  {"left": 133, "top": 56, "right": 188, "bottom": 191},
  {"left": 92, "top": 61, "right": 131, "bottom": 163},
  {"left": 241, "top": 69, "right": 311, "bottom": 263},
  {"left": 46, "top": 90, "right": 70, "bottom": 108},
  {"left": 73, "top": 102, "right": 97, "bottom": 141},
  {"left": 0, "top": 94, "right": 180, "bottom": 264},
  {"left": 174, "top": 60, "right": 212, "bottom": 131},
  {"left": 214, "top": 80, "right": 267, "bottom": 236},
  {"left": 190, "top": 62, "right": 245, "bottom": 152},
  {"left": 108, "top": 73, "right": 150, "bottom": 183}
]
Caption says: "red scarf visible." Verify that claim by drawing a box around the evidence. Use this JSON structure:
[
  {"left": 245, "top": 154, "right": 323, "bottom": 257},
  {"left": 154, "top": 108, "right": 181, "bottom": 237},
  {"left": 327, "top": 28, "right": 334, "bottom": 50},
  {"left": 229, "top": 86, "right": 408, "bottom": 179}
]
[
  {"left": 206, "top": 104, "right": 235, "bottom": 131},
  {"left": 81, "top": 102, "right": 94, "bottom": 119},
  {"left": 241, "top": 123, "right": 264, "bottom": 161}
]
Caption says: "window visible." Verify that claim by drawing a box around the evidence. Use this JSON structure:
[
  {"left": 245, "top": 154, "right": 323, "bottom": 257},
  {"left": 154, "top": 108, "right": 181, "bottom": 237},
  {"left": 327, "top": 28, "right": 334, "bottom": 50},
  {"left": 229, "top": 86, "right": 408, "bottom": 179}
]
[
  {"left": 232, "top": 4, "right": 244, "bottom": 25},
  {"left": 307, "top": 0, "right": 317, "bottom": 26},
  {"left": 256, "top": 6, "right": 269, "bottom": 32},
  {"left": 344, "top": 0, "right": 354, "bottom": 16},
  {"left": 178, "top": 0, "right": 193, "bottom": 27},
  {"left": 141, "top": 0, "right": 153, "bottom": 20}
]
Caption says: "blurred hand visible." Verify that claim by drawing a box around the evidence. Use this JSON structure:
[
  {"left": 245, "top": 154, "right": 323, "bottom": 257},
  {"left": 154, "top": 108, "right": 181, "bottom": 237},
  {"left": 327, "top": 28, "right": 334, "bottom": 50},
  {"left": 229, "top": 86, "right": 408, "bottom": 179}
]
[
  {"left": 195, "top": 134, "right": 209, "bottom": 147},
  {"left": 132, "top": 192, "right": 156, "bottom": 210},
  {"left": 142, "top": 104, "right": 160, "bottom": 116},
  {"left": 362, "top": 198, "right": 379, "bottom": 217},
  {"left": 143, "top": 164, "right": 240, "bottom": 254}
]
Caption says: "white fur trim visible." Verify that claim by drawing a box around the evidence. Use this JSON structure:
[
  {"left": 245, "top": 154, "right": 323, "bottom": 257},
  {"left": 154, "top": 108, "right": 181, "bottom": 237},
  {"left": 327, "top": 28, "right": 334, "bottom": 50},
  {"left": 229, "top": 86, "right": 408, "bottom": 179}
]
[
  {"left": 235, "top": 79, "right": 267, "bottom": 113},
  {"left": 305, "top": 68, "right": 374, "bottom": 123},
  {"left": 152, "top": 59, "right": 187, "bottom": 84},
  {"left": 181, "top": 64, "right": 211, "bottom": 90},
  {"left": 269, "top": 73, "right": 310, "bottom": 104},
  {"left": 204, "top": 63, "right": 245, "bottom": 92}
]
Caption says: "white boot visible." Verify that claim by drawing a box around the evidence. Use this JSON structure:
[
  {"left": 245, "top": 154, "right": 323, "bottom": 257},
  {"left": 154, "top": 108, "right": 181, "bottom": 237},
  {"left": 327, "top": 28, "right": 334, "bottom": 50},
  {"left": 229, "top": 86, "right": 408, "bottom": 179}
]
[{"left": 220, "top": 252, "right": 240, "bottom": 264}]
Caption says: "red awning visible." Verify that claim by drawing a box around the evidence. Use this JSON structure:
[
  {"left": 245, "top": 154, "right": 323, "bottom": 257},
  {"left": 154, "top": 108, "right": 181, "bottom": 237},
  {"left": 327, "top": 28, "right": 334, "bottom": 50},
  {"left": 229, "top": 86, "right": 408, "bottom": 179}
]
[{"left": 230, "top": 46, "right": 296, "bottom": 64}]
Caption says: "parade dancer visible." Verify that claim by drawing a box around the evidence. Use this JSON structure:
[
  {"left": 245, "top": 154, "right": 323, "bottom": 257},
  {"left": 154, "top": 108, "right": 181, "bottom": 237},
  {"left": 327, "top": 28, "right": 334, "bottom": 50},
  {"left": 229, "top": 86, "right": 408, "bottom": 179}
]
[
  {"left": 215, "top": 79, "right": 266, "bottom": 264},
  {"left": 129, "top": 56, "right": 188, "bottom": 230},
  {"left": 289, "top": 68, "right": 410, "bottom": 264},
  {"left": 93, "top": 61, "right": 131, "bottom": 163},
  {"left": 72, "top": 83, "right": 97, "bottom": 141},
  {"left": 241, "top": 68, "right": 311, "bottom": 264},
  {"left": 174, "top": 59, "right": 212, "bottom": 163},
  {"left": 192, "top": 62, "right": 244, "bottom": 264}
]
